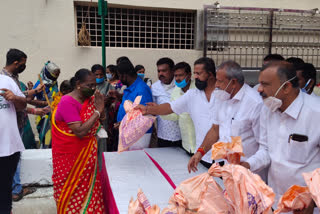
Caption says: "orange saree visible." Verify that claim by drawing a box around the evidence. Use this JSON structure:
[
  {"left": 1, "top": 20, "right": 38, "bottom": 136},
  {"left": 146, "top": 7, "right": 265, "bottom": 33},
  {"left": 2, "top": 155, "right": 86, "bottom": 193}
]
[{"left": 51, "top": 97, "right": 105, "bottom": 214}]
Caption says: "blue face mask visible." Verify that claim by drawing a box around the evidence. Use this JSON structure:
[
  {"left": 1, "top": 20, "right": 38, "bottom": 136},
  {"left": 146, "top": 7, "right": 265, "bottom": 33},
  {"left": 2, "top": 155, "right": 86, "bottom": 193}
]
[
  {"left": 96, "top": 77, "right": 105, "bottom": 84},
  {"left": 137, "top": 73, "right": 145, "bottom": 79},
  {"left": 175, "top": 78, "right": 188, "bottom": 88},
  {"left": 301, "top": 79, "right": 311, "bottom": 93},
  {"left": 106, "top": 73, "right": 112, "bottom": 80}
]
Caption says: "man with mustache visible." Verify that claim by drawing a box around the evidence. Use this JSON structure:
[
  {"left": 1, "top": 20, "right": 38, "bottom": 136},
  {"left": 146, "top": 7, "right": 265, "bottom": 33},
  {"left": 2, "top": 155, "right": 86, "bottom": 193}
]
[
  {"left": 241, "top": 61, "right": 320, "bottom": 213},
  {"left": 136, "top": 57, "right": 216, "bottom": 167},
  {"left": 151, "top": 58, "right": 182, "bottom": 147}
]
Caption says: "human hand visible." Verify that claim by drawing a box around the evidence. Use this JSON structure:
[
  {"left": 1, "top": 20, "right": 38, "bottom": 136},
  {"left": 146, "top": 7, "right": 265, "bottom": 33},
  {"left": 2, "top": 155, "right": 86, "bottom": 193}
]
[
  {"left": 293, "top": 200, "right": 315, "bottom": 214},
  {"left": 108, "top": 90, "right": 121, "bottom": 99},
  {"left": 27, "top": 81, "right": 34, "bottom": 90},
  {"left": 94, "top": 90, "right": 105, "bottom": 114},
  {"left": 34, "top": 108, "right": 47, "bottom": 116},
  {"left": 113, "top": 122, "right": 120, "bottom": 129},
  {"left": 35, "top": 83, "right": 45, "bottom": 93},
  {"left": 187, "top": 152, "right": 202, "bottom": 173},
  {"left": 0, "top": 88, "right": 17, "bottom": 102},
  {"left": 240, "top": 162, "right": 250, "bottom": 169},
  {"left": 134, "top": 104, "right": 147, "bottom": 115}
]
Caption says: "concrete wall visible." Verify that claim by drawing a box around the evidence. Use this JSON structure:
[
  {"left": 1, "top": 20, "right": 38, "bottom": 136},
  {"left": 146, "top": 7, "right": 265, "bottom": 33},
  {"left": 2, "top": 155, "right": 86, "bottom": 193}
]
[{"left": 0, "top": 0, "right": 319, "bottom": 85}]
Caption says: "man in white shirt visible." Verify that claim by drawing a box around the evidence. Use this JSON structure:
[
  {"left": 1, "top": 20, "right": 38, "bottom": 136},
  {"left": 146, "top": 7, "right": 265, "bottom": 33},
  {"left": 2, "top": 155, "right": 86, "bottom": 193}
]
[
  {"left": 187, "top": 61, "right": 265, "bottom": 181},
  {"left": 152, "top": 57, "right": 181, "bottom": 147},
  {"left": 242, "top": 61, "right": 319, "bottom": 212},
  {"left": 136, "top": 57, "right": 217, "bottom": 167},
  {"left": 0, "top": 74, "right": 26, "bottom": 214}
]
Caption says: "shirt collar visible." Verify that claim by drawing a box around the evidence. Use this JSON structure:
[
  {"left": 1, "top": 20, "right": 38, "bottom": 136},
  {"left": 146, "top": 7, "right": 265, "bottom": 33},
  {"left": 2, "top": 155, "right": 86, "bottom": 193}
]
[
  {"left": 125, "top": 76, "right": 141, "bottom": 92},
  {"left": 231, "top": 84, "right": 246, "bottom": 101},
  {"left": 283, "top": 91, "right": 303, "bottom": 120},
  {"left": 161, "top": 79, "right": 175, "bottom": 92}
]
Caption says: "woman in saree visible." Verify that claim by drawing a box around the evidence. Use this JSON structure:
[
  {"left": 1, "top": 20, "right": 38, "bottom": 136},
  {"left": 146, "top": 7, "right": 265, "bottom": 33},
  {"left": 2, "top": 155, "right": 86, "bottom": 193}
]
[{"left": 52, "top": 69, "right": 106, "bottom": 213}]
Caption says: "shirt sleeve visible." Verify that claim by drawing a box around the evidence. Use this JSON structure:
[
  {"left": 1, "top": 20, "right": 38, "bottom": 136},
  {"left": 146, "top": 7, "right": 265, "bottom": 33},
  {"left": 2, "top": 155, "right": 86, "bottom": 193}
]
[
  {"left": 170, "top": 90, "right": 191, "bottom": 115},
  {"left": 246, "top": 106, "right": 271, "bottom": 172},
  {"left": 11, "top": 80, "right": 25, "bottom": 98},
  {"left": 251, "top": 102, "right": 263, "bottom": 144},
  {"left": 137, "top": 87, "right": 153, "bottom": 106},
  {"left": 210, "top": 99, "right": 220, "bottom": 125}
]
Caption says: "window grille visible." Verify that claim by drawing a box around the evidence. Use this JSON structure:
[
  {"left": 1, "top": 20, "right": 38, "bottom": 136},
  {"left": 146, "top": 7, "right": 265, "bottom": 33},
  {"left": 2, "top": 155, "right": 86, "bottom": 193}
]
[{"left": 76, "top": 4, "right": 196, "bottom": 49}]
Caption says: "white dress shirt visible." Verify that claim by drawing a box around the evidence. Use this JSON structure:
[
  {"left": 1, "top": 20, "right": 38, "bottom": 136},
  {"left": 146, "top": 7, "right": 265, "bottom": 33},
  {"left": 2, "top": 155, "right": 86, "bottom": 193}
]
[
  {"left": 0, "top": 74, "right": 25, "bottom": 157},
  {"left": 152, "top": 80, "right": 181, "bottom": 142},
  {"left": 212, "top": 84, "right": 262, "bottom": 161},
  {"left": 170, "top": 88, "right": 215, "bottom": 163},
  {"left": 247, "top": 91, "right": 320, "bottom": 210}
]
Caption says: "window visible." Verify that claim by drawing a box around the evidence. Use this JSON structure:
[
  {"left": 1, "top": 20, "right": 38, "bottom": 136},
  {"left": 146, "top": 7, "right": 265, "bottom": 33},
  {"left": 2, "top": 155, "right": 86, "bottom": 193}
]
[{"left": 76, "top": 4, "right": 196, "bottom": 49}]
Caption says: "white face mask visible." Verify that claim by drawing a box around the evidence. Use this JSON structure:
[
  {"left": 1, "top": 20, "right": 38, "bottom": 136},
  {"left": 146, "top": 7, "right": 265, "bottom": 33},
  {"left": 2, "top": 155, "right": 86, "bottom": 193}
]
[
  {"left": 213, "top": 80, "right": 233, "bottom": 101},
  {"left": 263, "top": 76, "right": 296, "bottom": 112}
]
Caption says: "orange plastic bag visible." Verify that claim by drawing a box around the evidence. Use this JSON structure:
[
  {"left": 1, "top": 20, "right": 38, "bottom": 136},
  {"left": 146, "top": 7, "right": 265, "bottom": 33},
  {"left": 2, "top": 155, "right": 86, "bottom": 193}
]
[
  {"left": 162, "top": 167, "right": 233, "bottom": 214},
  {"left": 303, "top": 168, "right": 320, "bottom": 208},
  {"left": 118, "top": 96, "right": 156, "bottom": 152},
  {"left": 211, "top": 136, "right": 244, "bottom": 164},
  {"left": 128, "top": 189, "right": 160, "bottom": 214},
  {"left": 209, "top": 164, "right": 275, "bottom": 214},
  {"left": 274, "top": 185, "right": 312, "bottom": 214}
]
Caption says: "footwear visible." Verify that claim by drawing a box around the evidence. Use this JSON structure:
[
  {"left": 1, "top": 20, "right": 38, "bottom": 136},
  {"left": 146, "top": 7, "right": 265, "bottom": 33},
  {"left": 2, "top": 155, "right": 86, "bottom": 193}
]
[{"left": 12, "top": 187, "right": 36, "bottom": 202}]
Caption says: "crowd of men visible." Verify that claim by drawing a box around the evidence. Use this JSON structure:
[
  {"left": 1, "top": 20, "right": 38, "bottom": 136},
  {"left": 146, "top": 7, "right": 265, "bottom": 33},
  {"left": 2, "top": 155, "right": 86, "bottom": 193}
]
[{"left": 1, "top": 48, "right": 320, "bottom": 213}]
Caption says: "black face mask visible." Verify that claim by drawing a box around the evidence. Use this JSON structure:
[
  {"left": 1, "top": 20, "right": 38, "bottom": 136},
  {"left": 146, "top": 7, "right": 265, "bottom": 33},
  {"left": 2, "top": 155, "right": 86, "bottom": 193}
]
[
  {"left": 195, "top": 79, "right": 207, "bottom": 90},
  {"left": 81, "top": 87, "right": 95, "bottom": 98},
  {"left": 16, "top": 64, "right": 26, "bottom": 74}
]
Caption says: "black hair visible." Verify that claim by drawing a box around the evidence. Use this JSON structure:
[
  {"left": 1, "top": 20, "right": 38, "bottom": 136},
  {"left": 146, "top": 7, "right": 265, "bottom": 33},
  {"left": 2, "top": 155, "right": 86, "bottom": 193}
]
[
  {"left": 6, "top": 48, "right": 27, "bottom": 66},
  {"left": 156, "top": 57, "right": 174, "bottom": 70},
  {"left": 194, "top": 57, "right": 216, "bottom": 77},
  {"left": 261, "top": 61, "right": 299, "bottom": 88},
  {"left": 116, "top": 56, "right": 130, "bottom": 65},
  {"left": 70, "top": 68, "right": 92, "bottom": 89},
  {"left": 263, "top": 54, "right": 284, "bottom": 62},
  {"left": 286, "top": 57, "right": 305, "bottom": 69},
  {"left": 107, "top": 64, "right": 119, "bottom": 79},
  {"left": 173, "top": 62, "right": 191, "bottom": 74},
  {"left": 91, "top": 64, "right": 105, "bottom": 75},
  {"left": 60, "top": 80, "right": 73, "bottom": 93},
  {"left": 296, "top": 63, "right": 317, "bottom": 88},
  {"left": 117, "top": 58, "right": 136, "bottom": 76},
  {"left": 134, "top": 65, "right": 145, "bottom": 72}
]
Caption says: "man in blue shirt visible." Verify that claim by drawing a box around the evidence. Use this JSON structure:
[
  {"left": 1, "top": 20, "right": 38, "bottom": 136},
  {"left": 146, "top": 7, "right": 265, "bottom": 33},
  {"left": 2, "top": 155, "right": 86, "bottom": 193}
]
[{"left": 116, "top": 58, "right": 153, "bottom": 150}]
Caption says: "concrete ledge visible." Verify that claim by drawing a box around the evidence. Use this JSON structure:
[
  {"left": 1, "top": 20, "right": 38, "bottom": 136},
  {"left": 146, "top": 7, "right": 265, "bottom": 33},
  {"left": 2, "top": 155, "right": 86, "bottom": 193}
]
[{"left": 20, "top": 149, "right": 53, "bottom": 186}]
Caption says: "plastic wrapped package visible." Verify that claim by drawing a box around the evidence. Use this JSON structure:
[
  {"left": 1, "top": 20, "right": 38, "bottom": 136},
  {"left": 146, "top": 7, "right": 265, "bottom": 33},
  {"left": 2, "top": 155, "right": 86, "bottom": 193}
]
[
  {"left": 209, "top": 164, "right": 275, "bottom": 214},
  {"left": 118, "top": 96, "right": 156, "bottom": 152},
  {"left": 274, "top": 185, "right": 312, "bottom": 214},
  {"left": 162, "top": 167, "right": 232, "bottom": 214},
  {"left": 211, "top": 136, "right": 244, "bottom": 164},
  {"left": 128, "top": 189, "right": 160, "bottom": 214},
  {"left": 303, "top": 168, "right": 320, "bottom": 208}
]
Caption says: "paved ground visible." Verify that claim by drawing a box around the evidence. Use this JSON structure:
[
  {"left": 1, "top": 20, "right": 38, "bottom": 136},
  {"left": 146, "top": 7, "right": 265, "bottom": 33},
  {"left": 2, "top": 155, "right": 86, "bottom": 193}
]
[{"left": 12, "top": 187, "right": 56, "bottom": 214}]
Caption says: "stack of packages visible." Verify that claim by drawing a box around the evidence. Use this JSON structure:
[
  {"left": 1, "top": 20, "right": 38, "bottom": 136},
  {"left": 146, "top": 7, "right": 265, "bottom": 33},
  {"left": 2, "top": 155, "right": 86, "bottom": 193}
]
[{"left": 128, "top": 137, "right": 320, "bottom": 213}]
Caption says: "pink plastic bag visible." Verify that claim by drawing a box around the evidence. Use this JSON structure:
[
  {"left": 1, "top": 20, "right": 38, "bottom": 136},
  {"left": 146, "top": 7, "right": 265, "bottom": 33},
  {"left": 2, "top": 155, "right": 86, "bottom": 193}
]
[
  {"left": 128, "top": 189, "right": 160, "bottom": 214},
  {"left": 211, "top": 136, "right": 244, "bottom": 164},
  {"left": 274, "top": 185, "right": 312, "bottom": 214},
  {"left": 118, "top": 96, "right": 156, "bottom": 152},
  {"left": 209, "top": 164, "right": 275, "bottom": 214},
  {"left": 303, "top": 168, "right": 320, "bottom": 208},
  {"left": 162, "top": 167, "right": 232, "bottom": 214}
]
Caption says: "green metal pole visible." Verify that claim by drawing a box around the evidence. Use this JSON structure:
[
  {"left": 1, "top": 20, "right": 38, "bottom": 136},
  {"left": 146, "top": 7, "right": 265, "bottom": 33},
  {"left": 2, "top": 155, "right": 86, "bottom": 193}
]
[{"left": 98, "top": 0, "right": 107, "bottom": 69}]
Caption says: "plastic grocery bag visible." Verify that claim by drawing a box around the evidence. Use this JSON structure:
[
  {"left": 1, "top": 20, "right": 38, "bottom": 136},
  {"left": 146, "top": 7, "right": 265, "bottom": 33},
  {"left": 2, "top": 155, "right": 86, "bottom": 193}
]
[
  {"left": 162, "top": 166, "right": 232, "bottom": 214},
  {"left": 303, "top": 168, "right": 320, "bottom": 208},
  {"left": 209, "top": 164, "right": 275, "bottom": 214},
  {"left": 118, "top": 96, "right": 156, "bottom": 152},
  {"left": 128, "top": 189, "right": 160, "bottom": 214},
  {"left": 274, "top": 185, "right": 312, "bottom": 214},
  {"left": 211, "top": 136, "right": 244, "bottom": 164}
]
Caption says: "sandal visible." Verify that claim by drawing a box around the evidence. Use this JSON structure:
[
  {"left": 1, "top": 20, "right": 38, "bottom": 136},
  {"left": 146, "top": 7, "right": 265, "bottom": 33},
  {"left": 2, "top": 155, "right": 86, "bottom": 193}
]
[{"left": 12, "top": 187, "right": 36, "bottom": 202}]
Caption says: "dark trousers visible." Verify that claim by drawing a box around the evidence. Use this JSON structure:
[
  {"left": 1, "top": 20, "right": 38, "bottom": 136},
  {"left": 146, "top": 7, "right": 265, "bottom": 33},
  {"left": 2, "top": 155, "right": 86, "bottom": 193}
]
[
  {"left": 158, "top": 138, "right": 182, "bottom": 148},
  {"left": 0, "top": 152, "right": 20, "bottom": 214}
]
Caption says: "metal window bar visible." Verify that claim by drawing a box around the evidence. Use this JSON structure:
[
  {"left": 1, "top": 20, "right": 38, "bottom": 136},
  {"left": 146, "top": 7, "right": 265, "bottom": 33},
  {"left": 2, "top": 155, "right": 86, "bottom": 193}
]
[
  {"left": 204, "top": 6, "right": 320, "bottom": 69},
  {"left": 76, "top": 4, "right": 195, "bottom": 50}
]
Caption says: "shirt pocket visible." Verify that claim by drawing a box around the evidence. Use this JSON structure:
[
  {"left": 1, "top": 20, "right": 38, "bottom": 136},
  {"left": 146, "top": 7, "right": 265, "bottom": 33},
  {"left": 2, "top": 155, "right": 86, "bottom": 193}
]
[
  {"left": 231, "top": 119, "right": 251, "bottom": 137},
  {"left": 287, "top": 139, "right": 309, "bottom": 164}
]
